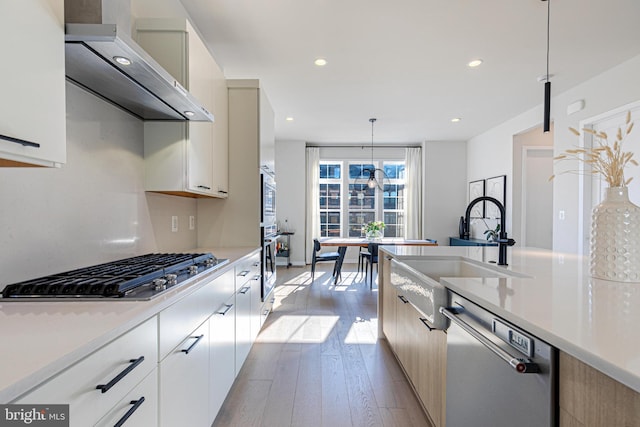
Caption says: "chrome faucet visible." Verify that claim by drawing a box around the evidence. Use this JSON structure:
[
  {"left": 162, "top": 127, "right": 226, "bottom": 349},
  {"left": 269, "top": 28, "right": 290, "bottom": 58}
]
[{"left": 463, "top": 196, "right": 516, "bottom": 266}]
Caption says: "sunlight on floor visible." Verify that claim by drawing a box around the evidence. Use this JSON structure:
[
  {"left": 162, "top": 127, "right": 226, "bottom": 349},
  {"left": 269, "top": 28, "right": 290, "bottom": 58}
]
[{"left": 257, "top": 314, "right": 339, "bottom": 343}]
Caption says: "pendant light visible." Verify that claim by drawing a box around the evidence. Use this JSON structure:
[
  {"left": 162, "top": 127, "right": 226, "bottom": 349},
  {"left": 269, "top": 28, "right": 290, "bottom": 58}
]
[
  {"left": 542, "top": 0, "right": 551, "bottom": 133},
  {"left": 354, "top": 118, "right": 389, "bottom": 193},
  {"left": 367, "top": 118, "right": 379, "bottom": 188}
]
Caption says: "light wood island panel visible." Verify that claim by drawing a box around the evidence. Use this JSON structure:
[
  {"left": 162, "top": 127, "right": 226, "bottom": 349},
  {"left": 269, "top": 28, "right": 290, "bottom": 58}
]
[{"left": 559, "top": 351, "right": 640, "bottom": 426}]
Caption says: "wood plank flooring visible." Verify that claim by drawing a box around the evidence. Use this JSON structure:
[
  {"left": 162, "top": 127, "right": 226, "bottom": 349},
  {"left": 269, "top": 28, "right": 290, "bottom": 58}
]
[{"left": 213, "top": 264, "right": 432, "bottom": 427}]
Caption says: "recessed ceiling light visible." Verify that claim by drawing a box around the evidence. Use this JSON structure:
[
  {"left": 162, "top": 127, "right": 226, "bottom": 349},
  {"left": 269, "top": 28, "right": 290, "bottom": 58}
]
[
  {"left": 314, "top": 58, "right": 327, "bottom": 67},
  {"left": 285, "top": 117, "right": 294, "bottom": 121},
  {"left": 467, "top": 59, "right": 483, "bottom": 68},
  {"left": 451, "top": 117, "right": 462, "bottom": 123},
  {"left": 113, "top": 56, "right": 132, "bottom": 66}
]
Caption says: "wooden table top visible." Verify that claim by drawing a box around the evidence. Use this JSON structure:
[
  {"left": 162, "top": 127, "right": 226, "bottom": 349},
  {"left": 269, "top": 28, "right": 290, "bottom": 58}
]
[{"left": 319, "top": 237, "right": 438, "bottom": 247}]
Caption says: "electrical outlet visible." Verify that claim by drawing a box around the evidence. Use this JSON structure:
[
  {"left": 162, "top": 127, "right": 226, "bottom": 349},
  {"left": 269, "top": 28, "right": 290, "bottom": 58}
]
[
  {"left": 559, "top": 210, "right": 565, "bottom": 220},
  {"left": 189, "top": 216, "right": 195, "bottom": 230},
  {"left": 171, "top": 216, "right": 178, "bottom": 232}
]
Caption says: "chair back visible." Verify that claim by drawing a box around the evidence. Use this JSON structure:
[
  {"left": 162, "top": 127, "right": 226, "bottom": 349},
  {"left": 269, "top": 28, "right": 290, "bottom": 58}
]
[
  {"left": 313, "top": 238, "right": 321, "bottom": 252},
  {"left": 367, "top": 242, "right": 379, "bottom": 259}
]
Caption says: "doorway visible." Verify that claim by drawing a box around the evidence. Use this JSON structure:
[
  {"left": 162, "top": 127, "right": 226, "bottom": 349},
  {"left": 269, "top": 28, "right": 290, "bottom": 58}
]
[{"left": 512, "top": 124, "right": 554, "bottom": 249}]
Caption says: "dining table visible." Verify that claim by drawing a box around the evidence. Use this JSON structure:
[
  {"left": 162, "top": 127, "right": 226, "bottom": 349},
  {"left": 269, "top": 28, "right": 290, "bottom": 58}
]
[{"left": 318, "top": 237, "right": 438, "bottom": 284}]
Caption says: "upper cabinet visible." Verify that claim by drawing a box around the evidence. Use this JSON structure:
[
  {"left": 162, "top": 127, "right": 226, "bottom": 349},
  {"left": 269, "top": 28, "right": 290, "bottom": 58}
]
[
  {"left": 137, "top": 19, "right": 228, "bottom": 198},
  {"left": 0, "top": 0, "right": 66, "bottom": 167}
]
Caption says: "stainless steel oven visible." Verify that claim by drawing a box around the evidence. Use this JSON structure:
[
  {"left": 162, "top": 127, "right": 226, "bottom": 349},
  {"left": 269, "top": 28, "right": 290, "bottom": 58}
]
[{"left": 260, "top": 170, "right": 277, "bottom": 301}]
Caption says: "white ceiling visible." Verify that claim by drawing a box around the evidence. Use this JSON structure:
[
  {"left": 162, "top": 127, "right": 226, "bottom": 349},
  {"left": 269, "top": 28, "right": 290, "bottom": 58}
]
[{"left": 180, "top": 0, "right": 640, "bottom": 144}]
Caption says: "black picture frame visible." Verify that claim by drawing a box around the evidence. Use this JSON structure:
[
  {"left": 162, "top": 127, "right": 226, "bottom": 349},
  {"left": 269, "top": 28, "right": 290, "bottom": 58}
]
[
  {"left": 468, "top": 179, "right": 485, "bottom": 218},
  {"left": 484, "top": 175, "right": 506, "bottom": 219}
]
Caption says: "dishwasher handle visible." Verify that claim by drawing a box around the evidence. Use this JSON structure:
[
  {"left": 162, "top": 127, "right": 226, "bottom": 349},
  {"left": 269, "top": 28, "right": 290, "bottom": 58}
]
[{"left": 440, "top": 307, "right": 540, "bottom": 374}]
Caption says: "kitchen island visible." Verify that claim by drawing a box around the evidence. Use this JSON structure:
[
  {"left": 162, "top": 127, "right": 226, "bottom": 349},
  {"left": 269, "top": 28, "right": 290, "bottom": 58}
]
[
  {"left": 0, "top": 247, "right": 260, "bottom": 419},
  {"left": 380, "top": 245, "right": 640, "bottom": 426}
]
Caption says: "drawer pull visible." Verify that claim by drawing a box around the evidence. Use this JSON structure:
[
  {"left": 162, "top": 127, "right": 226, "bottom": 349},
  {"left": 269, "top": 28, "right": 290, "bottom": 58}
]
[
  {"left": 0, "top": 133, "right": 40, "bottom": 148},
  {"left": 238, "top": 270, "right": 250, "bottom": 277},
  {"left": 197, "top": 185, "right": 211, "bottom": 190},
  {"left": 216, "top": 304, "right": 233, "bottom": 315},
  {"left": 181, "top": 334, "right": 204, "bottom": 355},
  {"left": 419, "top": 317, "right": 435, "bottom": 331},
  {"left": 238, "top": 286, "right": 250, "bottom": 295},
  {"left": 252, "top": 262, "right": 260, "bottom": 267},
  {"left": 397, "top": 295, "right": 409, "bottom": 304},
  {"left": 96, "top": 356, "right": 145, "bottom": 394},
  {"left": 114, "top": 396, "right": 145, "bottom": 427},
  {"left": 252, "top": 274, "right": 262, "bottom": 281}
]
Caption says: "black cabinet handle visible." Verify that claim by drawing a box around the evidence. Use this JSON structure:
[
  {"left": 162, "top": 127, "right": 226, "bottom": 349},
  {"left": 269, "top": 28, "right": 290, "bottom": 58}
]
[
  {"left": 114, "top": 396, "right": 145, "bottom": 427},
  {"left": 397, "top": 295, "right": 409, "bottom": 304},
  {"left": 218, "top": 190, "right": 228, "bottom": 194},
  {"left": 419, "top": 318, "right": 435, "bottom": 331},
  {"left": 238, "top": 286, "right": 250, "bottom": 295},
  {"left": 216, "top": 304, "right": 233, "bottom": 315},
  {"left": 96, "top": 356, "right": 145, "bottom": 394},
  {"left": 0, "top": 133, "right": 40, "bottom": 148},
  {"left": 197, "top": 185, "right": 211, "bottom": 190},
  {"left": 252, "top": 275, "right": 262, "bottom": 281},
  {"left": 181, "top": 334, "right": 204, "bottom": 354},
  {"left": 238, "top": 270, "right": 250, "bottom": 277}
]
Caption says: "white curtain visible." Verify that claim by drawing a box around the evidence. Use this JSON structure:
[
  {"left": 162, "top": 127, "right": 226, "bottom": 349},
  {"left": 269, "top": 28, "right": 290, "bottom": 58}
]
[
  {"left": 404, "top": 147, "right": 422, "bottom": 239},
  {"left": 305, "top": 147, "right": 320, "bottom": 264}
]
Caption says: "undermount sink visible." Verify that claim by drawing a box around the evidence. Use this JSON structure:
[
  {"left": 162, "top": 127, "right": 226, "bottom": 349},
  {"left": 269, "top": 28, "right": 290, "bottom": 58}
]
[{"left": 389, "top": 257, "right": 529, "bottom": 330}]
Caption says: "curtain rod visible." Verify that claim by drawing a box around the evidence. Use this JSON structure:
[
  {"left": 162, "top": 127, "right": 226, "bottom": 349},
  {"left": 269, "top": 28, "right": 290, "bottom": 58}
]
[{"left": 306, "top": 144, "right": 422, "bottom": 148}]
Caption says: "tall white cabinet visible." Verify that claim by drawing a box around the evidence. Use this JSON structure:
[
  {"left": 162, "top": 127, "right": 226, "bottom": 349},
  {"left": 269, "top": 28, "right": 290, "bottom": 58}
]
[
  {"left": 197, "top": 80, "right": 275, "bottom": 247},
  {"left": 0, "top": 0, "right": 66, "bottom": 167},
  {"left": 137, "top": 19, "right": 228, "bottom": 198}
]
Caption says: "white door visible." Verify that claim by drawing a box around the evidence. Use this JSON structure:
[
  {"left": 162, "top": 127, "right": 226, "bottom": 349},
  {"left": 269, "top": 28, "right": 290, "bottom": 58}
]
[{"left": 522, "top": 148, "right": 553, "bottom": 249}]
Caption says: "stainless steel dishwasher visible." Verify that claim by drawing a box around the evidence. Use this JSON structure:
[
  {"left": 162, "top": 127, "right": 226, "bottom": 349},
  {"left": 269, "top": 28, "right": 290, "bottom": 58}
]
[{"left": 440, "top": 292, "right": 557, "bottom": 427}]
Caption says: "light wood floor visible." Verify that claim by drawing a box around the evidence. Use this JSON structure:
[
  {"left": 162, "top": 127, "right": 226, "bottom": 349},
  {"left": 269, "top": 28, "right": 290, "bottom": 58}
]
[{"left": 213, "top": 263, "right": 432, "bottom": 427}]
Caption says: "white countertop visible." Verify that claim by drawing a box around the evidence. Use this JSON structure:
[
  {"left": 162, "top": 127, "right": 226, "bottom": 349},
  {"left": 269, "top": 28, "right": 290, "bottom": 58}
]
[
  {"left": 0, "top": 246, "right": 259, "bottom": 403},
  {"left": 381, "top": 245, "right": 640, "bottom": 394}
]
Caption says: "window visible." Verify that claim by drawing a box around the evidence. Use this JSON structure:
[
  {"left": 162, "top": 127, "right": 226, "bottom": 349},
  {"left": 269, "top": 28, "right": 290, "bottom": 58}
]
[
  {"left": 319, "top": 163, "right": 341, "bottom": 237},
  {"left": 319, "top": 160, "right": 405, "bottom": 237}
]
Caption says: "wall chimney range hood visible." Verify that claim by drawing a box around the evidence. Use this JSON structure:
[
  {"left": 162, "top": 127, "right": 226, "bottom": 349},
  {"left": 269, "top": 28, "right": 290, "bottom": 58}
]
[{"left": 64, "top": 0, "right": 213, "bottom": 122}]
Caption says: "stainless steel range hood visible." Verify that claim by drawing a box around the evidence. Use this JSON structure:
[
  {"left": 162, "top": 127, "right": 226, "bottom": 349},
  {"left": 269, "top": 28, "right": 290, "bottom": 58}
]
[{"left": 64, "top": 1, "right": 213, "bottom": 122}]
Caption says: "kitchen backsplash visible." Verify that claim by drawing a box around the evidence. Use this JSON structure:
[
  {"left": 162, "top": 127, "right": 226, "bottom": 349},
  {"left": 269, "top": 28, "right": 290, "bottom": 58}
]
[{"left": 0, "top": 83, "right": 197, "bottom": 285}]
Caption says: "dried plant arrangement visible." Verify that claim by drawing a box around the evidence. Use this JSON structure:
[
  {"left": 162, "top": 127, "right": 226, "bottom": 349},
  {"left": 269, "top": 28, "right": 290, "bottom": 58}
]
[{"left": 550, "top": 111, "right": 638, "bottom": 187}]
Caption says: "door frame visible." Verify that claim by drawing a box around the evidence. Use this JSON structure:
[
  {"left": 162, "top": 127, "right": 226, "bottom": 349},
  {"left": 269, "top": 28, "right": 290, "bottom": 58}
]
[{"left": 520, "top": 146, "right": 554, "bottom": 248}]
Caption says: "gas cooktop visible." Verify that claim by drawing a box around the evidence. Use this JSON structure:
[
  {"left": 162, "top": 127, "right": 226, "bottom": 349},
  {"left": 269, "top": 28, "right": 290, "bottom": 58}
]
[{"left": 1, "top": 253, "right": 229, "bottom": 301}]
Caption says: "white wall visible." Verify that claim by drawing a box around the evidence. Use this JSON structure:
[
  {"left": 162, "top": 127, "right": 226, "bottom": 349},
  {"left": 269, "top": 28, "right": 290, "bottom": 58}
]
[
  {"left": 274, "top": 140, "right": 306, "bottom": 266},
  {"left": 467, "top": 53, "right": 640, "bottom": 253},
  {"left": 424, "top": 141, "right": 468, "bottom": 245},
  {"left": 0, "top": 84, "right": 197, "bottom": 285}
]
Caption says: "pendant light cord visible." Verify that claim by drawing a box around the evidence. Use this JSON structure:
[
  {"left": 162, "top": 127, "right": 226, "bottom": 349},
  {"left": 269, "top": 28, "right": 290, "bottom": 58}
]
[
  {"left": 546, "top": 0, "right": 550, "bottom": 80},
  {"left": 369, "top": 118, "right": 376, "bottom": 166}
]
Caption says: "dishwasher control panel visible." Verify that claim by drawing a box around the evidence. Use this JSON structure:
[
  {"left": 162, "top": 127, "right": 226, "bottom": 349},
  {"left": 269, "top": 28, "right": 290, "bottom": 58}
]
[{"left": 492, "top": 318, "right": 533, "bottom": 357}]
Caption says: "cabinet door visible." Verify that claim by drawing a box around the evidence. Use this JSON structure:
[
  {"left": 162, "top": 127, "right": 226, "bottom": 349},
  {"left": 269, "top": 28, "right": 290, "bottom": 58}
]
[
  {"left": 94, "top": 370, "right": 158, "bottom": 427},
  {"left": 159, "top": 320, "right": 209, "bottom": 427},
  {"left": 381, "top": 256, "right": 398, "bottom": 347},
  {"left": 396, "top": 296, "right": 420, "bottom": 380},
  {"left": 211, "top": 59, "right": 229, "bottom": 197},
  {"left": 416, "top": 327, "right": 446, "bottom": 427},
  {"left": 0, "top": 0, "right": 66, "bottom": 167},
  {"left": 209, "top": 296, "right": 236, "bottom": 423},
  {"left": 235, "top": 282, "right": 252, "bottom": 375}
]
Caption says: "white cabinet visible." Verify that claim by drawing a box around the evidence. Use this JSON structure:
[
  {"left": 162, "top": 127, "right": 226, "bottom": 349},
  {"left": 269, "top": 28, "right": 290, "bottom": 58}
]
[
  {"left": 234, "top": 253, "right": 262, "bottom": 374},
  {"left": 94, "top": 370, "right": 158, "bottom": 427},
  {"left": 15, "top": 317, "right": 158, "bottom": 427},
  {"left": 0, "top": 0, "right": 66, "bottom": 167},
  {"left": 137, "top": 19, "right": 228, "bottom": 198},
  {"left": 209, "top": 293, "right": 236, "bottom": 422},
  {"left": 159, "top": 320, "right": 209, "bottom": 427}
]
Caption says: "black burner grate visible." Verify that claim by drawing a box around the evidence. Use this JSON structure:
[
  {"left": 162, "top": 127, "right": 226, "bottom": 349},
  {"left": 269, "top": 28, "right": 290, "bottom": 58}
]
[{"left": 1, "top": 253, "right": 216, "bottom": 299}]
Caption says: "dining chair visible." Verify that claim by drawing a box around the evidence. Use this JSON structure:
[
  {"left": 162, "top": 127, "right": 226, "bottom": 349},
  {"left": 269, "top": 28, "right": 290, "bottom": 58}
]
[
  {"left": 361, "top": 242, "right": 379, "bottom": 289},
  {"left": 311, "top": 239, "right": 342, "bottom": 283}
]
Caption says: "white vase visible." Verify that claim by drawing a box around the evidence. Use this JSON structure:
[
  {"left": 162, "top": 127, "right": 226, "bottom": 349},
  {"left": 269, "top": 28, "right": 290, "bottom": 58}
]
[{"left": 590, "top": 187, "right": 640, "bottom": 282}]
